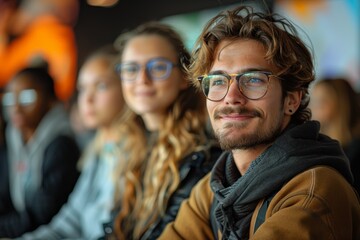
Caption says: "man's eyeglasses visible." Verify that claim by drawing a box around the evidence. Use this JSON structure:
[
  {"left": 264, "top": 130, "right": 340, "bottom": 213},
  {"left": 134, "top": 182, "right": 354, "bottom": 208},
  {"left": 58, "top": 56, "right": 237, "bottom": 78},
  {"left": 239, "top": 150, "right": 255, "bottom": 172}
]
[
  {"left": 115, "top": 57, "right": 178, "bottom": 83},
  {"left": 197, "top": 71, "right": 279, "bottom": 102},
  {"left": 2, "top": 89, "right": 37, "bottom": 107}
]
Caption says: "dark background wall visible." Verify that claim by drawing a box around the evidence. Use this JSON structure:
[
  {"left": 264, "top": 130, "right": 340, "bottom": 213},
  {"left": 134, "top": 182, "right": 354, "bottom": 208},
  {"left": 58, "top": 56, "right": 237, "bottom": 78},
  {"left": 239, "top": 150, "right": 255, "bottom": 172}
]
[{"left": 74, "top": 0, "right": 274, "bottom": 67}]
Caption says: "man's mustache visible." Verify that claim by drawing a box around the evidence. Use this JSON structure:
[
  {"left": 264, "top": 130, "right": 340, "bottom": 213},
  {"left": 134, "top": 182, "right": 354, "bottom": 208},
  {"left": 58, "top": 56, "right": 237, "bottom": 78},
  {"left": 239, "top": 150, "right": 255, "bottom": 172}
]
[{"left": 214, "top": 106, "right": 261, "bottom": 119}]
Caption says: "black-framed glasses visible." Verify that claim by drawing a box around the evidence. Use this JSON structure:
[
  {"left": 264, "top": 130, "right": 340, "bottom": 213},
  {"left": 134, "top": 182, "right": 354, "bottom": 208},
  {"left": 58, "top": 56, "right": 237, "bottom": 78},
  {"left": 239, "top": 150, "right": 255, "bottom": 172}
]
[
  {"left": 115, "top": 57, "right": 178, "bottom": 83},
  {"left": 2, "top": 89, "right": 37, "bottom": 107},
  {"left": 197, "top": 71, "right": 279, "bottom": 102}
]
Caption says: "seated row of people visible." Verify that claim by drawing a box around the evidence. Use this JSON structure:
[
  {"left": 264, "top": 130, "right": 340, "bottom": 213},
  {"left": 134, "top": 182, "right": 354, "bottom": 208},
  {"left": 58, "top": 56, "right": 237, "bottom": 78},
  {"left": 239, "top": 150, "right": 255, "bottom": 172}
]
[
  {"left": 1, "top": 20, "right": 222, "bottom": 239},
  {"left": 0, "top": 5, "right": 359, "bottom": 240}
]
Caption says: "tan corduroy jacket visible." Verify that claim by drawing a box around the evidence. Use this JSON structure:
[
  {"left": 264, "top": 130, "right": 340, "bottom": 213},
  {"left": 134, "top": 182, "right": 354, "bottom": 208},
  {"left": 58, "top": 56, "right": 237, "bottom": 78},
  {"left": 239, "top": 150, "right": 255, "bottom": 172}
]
[{"left": 159, "top": 166, "right": 360, "bottom": 240}]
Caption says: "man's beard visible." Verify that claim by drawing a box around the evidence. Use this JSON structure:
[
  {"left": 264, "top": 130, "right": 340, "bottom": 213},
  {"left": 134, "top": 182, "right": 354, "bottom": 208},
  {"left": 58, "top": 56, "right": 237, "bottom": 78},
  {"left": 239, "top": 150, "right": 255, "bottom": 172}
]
[{"left": 214, "top": 106, "right": 284, "bottom": 150}]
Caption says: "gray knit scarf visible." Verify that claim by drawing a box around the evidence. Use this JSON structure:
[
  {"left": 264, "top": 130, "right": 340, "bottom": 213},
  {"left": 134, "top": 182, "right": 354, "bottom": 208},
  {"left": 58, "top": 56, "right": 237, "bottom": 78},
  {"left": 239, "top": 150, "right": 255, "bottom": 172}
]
[{"left": 210, "top": 121, "right": 353, "bottom": 239}]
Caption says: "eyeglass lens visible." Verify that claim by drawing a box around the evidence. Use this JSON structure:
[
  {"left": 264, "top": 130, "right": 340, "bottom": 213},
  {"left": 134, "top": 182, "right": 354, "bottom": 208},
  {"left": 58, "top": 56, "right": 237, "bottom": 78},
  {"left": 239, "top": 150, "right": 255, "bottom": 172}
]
[
  {"left": 2, "top": 89, "right": 37, "bottom": 107},
  {"left": 118, "top": 58, "right": 175, "bottom": 82},
  {"left": 201, "top": 72, "right": 270, "bottom": 101}
]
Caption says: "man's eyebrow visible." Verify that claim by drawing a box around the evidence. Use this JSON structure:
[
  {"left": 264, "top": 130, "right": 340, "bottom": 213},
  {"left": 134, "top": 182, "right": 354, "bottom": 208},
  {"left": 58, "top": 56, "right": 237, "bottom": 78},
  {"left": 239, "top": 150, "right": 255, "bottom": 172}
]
[
  {"left": 208, "top": 70, "right": 226, "bottom": 75},
  {"left": 208, "top": 68, "right": 271, "bottom": 75}
]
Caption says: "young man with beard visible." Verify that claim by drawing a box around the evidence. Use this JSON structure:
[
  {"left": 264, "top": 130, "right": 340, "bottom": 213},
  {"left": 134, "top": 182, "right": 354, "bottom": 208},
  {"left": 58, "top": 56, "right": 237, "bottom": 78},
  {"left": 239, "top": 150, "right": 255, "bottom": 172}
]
[{"left": 159, "top": 6, "right": 360, "bottom": 240}]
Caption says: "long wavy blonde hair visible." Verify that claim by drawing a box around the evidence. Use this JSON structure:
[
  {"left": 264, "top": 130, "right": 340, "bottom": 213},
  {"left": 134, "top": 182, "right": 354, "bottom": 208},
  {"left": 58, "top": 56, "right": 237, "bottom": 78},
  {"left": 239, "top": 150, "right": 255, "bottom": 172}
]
[{"left": 112, "top": 22, "right": 209, "bottom": 239}]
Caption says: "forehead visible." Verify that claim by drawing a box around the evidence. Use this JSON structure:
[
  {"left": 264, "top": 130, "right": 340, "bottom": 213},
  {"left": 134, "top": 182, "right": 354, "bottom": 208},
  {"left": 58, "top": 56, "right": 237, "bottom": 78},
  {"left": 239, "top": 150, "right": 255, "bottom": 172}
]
[
  {"left": 211, "top": 39, "right": 276, "bottom": 73},
  {"left": 8, "top": 74, "right": 39, "bottom": 91},
  {"left": 122, "top": 34, "right": 177, "bottom": 62},
  {"left": 79, "top": 57, "right": 115, "bottom": 82}
]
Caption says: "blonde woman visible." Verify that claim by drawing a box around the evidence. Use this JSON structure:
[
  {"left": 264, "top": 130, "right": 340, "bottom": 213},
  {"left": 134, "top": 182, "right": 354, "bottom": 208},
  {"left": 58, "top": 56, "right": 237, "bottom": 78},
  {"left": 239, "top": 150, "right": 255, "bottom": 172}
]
[
  {"left": 20, "top": 45, "right": 126, "bottom": 239},
  {"left": 107, "top": 22, "right": 221, "bottom": 239},
  {"left": 310, "top": 78, "right": 360, "bottom": 192}
]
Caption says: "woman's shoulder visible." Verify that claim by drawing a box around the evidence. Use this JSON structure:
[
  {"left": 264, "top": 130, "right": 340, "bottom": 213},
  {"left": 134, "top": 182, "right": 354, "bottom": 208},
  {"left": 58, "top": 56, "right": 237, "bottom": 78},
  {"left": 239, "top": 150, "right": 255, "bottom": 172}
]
[
  {"left": 344, "top": 137, "right": 360, "bottom": 163},
  {"left": 182, "top": 142, "right": 222, "bottom": 168},
  {"left": 44, "top": 135, "right": 80, "bottom": 158}
]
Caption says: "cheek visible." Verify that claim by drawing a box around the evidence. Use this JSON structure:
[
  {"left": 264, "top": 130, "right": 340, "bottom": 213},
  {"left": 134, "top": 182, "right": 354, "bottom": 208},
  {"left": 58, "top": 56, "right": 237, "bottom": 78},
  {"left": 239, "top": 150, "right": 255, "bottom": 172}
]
[
  {"left": 122, "top": 84, "right": 133, "bottom": 104},
  {"left": 22, "top": 105, "right": 44, "bottom": 127},
  {"left": 156, "top": 81, "right": 181, "bottom": 103},
  {"left": 312, "top": 100, "right": 336, "bottom": 121},
  {"left": 77, "top": 95, "right": 87, "bottom": 110},
  {"left": 162, "top": 88, "right": 179, "bottom": 103},
  {"left": 318, "top": 105, "right": 335, "bottom": 120},
  {"left": 100, "top": 89, "right": 123, "bottom": 107},
  {"left": 259, "top": 94, "right": 284, "bottom": 124},
  {"left": 206, "top": 101, "right": 217, "bottom": 123}
]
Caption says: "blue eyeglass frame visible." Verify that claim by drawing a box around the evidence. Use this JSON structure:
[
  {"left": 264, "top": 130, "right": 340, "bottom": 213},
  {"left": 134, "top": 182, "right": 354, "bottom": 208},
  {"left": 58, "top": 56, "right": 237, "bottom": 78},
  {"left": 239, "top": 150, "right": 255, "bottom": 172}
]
[{"left": 115, "top": 57, "right": 179, "bottom": 82}]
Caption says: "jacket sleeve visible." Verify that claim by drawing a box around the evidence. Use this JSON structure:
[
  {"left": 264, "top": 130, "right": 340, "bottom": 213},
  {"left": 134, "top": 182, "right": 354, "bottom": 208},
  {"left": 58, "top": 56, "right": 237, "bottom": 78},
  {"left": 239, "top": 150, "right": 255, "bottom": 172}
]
[
  {"left": 251, "top": 166, "right": 360, "bottom": 240},
  {"left": 0, "top": 144, "right": 12, "bottom": 215},
  {"left": 159, "top": 173, "right": 215, "bottom": 240},
  {"left": 19, "top": 155, "right": 98, "bottom": 240},
  {"left": 0, "top": 136, "right": 80, "bottom": 238}
]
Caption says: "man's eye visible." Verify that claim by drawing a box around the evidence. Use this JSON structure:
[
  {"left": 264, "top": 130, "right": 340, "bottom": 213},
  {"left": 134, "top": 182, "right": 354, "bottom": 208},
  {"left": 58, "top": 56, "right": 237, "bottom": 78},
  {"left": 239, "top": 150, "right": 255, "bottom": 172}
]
[
  {"left": 245, "top": 77, "right": 266, "bottom": 86},
  {"left": 209, "top": 75, "right": 227, "bottom": 87},
  {"left": 212, "top": 79, "right": 226, "bottom": 86}
]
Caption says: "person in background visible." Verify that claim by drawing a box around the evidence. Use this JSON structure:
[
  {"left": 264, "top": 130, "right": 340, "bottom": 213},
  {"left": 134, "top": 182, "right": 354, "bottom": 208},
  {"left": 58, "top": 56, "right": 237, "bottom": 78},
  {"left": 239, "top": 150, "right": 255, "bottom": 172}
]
[
  {"left": 0, "top": 0, "right": 79, "bottom": 102},
  {"left": 18, "top": 45, "right": 126, "bottom": 240},
  {"left": 0, "top": 65, "right": 80, "bottom": 238},
  {"left": 0, "top": 87, "right": 9, "bottom": 230},
  {"left": 68, "top": 92, "right": 96, "bottom": 151},
  {"left": 310, "top": 77, "right": 360, "bottom": 193},
  {"left": 104, "top": 22, "right": 222, "bottom": 240},
  {"left": 159, "top": 6, "right": 360, "bottom": 239}
]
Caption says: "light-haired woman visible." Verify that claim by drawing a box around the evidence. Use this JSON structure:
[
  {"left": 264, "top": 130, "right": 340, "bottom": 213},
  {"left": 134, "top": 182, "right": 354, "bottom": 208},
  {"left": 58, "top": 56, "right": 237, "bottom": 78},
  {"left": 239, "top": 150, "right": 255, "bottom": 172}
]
[{"left": 106, "top": 22, "right": 221, "bottom": 240}]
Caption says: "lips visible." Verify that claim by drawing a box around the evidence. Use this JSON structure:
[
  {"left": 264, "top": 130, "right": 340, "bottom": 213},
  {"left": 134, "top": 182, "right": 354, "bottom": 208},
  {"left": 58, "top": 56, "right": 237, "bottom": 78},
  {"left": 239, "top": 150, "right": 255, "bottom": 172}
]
[
  {"left": 134, "top": 90, "right": 156, "bottom": 97},
  {"left": 220, "top": 113, "right": 256, "bottom": 120}
]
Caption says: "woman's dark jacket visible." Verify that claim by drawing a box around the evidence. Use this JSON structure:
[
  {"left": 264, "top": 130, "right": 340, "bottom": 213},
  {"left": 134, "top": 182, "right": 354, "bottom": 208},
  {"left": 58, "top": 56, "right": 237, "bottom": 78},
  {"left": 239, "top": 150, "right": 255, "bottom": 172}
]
[{"left": 102, "top": 144, "right": 222, "bottom": 240}]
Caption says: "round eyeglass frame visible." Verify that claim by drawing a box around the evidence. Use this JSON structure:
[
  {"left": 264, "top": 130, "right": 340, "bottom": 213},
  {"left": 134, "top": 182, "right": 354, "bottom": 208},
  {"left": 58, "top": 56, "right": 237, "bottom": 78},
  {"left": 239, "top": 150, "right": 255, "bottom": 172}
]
[{"left": 197, "top": 71, "right": 280, "bottom": 102}]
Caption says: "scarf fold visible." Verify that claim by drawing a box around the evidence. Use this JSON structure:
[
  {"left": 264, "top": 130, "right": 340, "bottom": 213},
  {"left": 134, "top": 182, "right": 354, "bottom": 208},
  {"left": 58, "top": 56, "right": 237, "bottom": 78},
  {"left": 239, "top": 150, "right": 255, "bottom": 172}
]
[{"left": 210, "top": 121, "right": 353, "bottom": 239}]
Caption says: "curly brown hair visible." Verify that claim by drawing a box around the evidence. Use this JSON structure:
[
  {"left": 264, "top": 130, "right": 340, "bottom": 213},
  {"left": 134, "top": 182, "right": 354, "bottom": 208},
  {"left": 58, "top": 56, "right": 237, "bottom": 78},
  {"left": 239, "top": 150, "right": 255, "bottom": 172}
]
[{"left": 190, "top": 6, "right": 315, "bottom": 124}]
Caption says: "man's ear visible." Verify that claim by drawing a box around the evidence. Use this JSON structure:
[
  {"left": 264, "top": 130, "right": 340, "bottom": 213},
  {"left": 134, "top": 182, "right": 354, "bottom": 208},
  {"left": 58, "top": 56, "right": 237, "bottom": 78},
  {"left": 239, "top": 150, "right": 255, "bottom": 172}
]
[{"left": 284, "top": 90, "right": 302, "bottom": 115}]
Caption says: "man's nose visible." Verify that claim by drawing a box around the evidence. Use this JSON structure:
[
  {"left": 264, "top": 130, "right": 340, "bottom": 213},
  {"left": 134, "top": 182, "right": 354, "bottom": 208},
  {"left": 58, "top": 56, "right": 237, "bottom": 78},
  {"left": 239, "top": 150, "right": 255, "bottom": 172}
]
[{"left": 224, "top": 79, "right": 247, "bottom": 105}]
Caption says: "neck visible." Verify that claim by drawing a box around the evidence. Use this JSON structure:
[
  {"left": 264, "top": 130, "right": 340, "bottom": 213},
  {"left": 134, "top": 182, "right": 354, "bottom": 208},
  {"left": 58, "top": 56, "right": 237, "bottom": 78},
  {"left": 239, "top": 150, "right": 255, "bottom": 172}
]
[
  {"left": 141, "top": 112, "right": 165, "bottom": 131},
  {"left": 22, "top": 128, "right": 35, "bottom": 144},
  {"left": 231, "top": 120, "right": 292, "bottom": 175},
  {"left": 99, "top": 125, "right": 119, "bottom": 142},
  {"left": 232, "top": 144, "right": 271, "bottom": 175}
]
